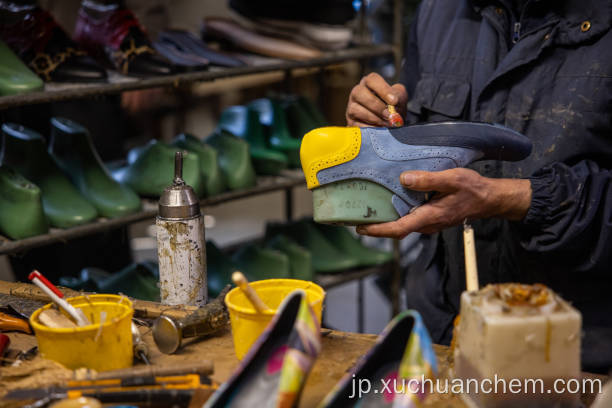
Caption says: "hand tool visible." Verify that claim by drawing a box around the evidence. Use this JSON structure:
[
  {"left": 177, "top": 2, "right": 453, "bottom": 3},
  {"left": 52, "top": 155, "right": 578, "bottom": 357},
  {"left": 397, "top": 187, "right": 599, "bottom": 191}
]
[
  {"left": 75, "top": 360, "right": 214, "bottom": 381},
  {"left": 153, "top": 285, "right": 230, "bottom": 354},
  {"left": 6, "top": 374, "right": 217, "bottom": 407},
  {"left": 463, "top": 221, "right": 480, "bottom": 292},
  {"left": 28, "top": 270, "right": 90, "bottom": 326},
  {"left": 157, "top": 151, "right": 207, "bottom": 306},
  {"left": 131, "top": 323, "right": 150, "bottom": 365},
  {"left": 231, "top": 271, "right": 271, "bottom": 313},
  {"left": 0, "top": 311, "right": 31, "bottom": 333}
]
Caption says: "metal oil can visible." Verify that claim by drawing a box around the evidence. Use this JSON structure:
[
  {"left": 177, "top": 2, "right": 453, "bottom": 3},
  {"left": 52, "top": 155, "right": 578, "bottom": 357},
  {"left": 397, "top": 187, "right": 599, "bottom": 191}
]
[{"left": 156, "top": 152, "right": 207, "bottom": 306}]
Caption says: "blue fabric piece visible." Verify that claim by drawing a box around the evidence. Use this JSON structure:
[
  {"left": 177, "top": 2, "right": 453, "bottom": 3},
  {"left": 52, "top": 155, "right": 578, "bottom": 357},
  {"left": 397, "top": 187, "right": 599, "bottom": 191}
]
[{"left": 400, "top": 0, "right": 612, "bottom": 373}]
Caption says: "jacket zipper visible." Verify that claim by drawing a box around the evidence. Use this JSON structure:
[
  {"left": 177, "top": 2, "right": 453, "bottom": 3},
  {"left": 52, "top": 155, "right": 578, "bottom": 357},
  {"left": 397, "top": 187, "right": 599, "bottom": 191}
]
[{"left": 513, "top": 22, "right": 521, "bottom": 43}]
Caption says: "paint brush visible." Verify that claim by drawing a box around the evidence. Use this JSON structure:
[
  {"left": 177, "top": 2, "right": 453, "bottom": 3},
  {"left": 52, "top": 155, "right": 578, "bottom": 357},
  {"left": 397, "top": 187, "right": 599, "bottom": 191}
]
[
  {"left": 231, "top": 271, "right": 271, "bottom": 313},
  {"left": 28, "top": 270, "right": 91, "bottom": 326},
  {"left": 388, "top": 105, "right": 404, "bottom": 127}
]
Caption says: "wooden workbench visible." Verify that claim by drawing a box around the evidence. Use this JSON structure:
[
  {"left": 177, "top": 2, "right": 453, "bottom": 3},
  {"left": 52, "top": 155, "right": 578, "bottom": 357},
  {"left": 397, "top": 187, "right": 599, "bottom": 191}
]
[{"left": 2, "top": 328, "right": 604, "bottom": 407}]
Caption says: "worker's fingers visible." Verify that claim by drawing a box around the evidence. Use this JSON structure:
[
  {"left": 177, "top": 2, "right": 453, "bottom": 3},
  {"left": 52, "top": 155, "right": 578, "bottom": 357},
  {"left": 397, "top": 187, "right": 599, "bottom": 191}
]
[
  {"left": 351, "top": 85, "right": 388, "bottom": 119},
  {"left": 362, "top": 73, "right": 405, "bottom": 105},
  {"left": 346, "top": 102, "right": 387, "bottom": 127},
  {"left": 356, "top": 205, "right": 441, "bottom": 239},
  {"left": 400, "top": 170, "right": 467, "bottom": 193}
]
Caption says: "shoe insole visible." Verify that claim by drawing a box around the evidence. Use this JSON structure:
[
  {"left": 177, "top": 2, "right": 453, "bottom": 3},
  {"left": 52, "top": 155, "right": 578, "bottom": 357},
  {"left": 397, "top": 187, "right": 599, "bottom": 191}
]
[
  {"left": 225, "top": 338, "right": 289, "bottom": 408},
  {"left": 354, "top": 362, "right": 400, "bottom": 408}
]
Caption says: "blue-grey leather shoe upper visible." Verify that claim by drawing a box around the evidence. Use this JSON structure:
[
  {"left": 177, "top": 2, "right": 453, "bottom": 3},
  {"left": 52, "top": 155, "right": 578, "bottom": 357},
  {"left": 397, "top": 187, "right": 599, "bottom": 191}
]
[{"left": 302, "top": 122, "right": 532, "bottom": 217}]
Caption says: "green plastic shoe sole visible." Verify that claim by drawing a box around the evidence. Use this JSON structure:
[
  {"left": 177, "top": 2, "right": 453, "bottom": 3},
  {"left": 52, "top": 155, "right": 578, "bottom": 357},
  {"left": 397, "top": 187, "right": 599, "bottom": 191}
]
[
  {"left": 207, "top": 130, "right": 257, "bottom": 190},
  {"left": 266, "top": 234, "right": 314, "bottom": 281},
  {"left": 232, "top": 244, "right": 291, "bottom": 281},
  {"left": 171, "top": 134, "right": 227, "bottom": 196},
  {"left": 315, "top": 223, "right": 393, "bottom": 267},
  {"left": 49, "top": 117, "right": 141, "bottom": 218},
  {"left": 0, "top": 41, "right": 43, "bottom": 96},
  {"left": 1, "top": 123, "right": 98, "bottom": 228},
  {"left": 0, "top": 165, "right": 48, "bottom": 239},
  {"left": 114, "top": 140, "right": 205, "bottom": 197},
  {"left": 312, "top": 180, "right": 399, "bottom": 226}
]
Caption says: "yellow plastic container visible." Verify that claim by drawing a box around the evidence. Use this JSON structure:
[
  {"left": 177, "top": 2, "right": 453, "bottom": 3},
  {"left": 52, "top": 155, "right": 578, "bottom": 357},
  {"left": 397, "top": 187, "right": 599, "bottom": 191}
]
[
  {"left": 30, "top": 294, "right": 134, "bottom": 371},
  {"left": 225, "top": 279, "right": 325, "bottom": 360}
]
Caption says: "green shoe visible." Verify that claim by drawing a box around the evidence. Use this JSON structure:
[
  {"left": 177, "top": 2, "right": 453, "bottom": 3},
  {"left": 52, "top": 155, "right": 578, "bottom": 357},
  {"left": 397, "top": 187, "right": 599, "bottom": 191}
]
[
  {"left": 249, "top": 98, "right": 301, "bottom": 168},
  {"left": 112, "top": 140, "right": 205, "bottom": 197},
  {"left": 49, "top": 117, "right": 141, "bottom": 218},
  {"left": 97, "top": 263, "right": 160, "bottom": 302},
  {"left": 206, "top": 130, "right": 257, "bottom": 190},
  {"left": 265, "top": 234, "right": 314, "bottom": 281},
  {"left": 59, "top": 267, "right": 110, "bottom": 292},
  {"left": 1, "top": 123, "right": 98, "bottom": 228},
  {"left": 0, "top": 165, "right": 48, "bottom": 239},
  {"left": 297, "top": 95, "right": 327, "bottom": 128},
  {"left": 315, "top": 223, "right": 392, "bottom": 267},
  {"left": 0, "top": 40, "right": 43, "bottom": 96},
  {"left": 218, "top": 105, "right": 288, "bottom": 175},
  {"left": 266, "top": 219, "right": 360, "bottom": 274},
  {"left": 231, "top": 243, "right": 291, "bottom": 282},
  {"left": 206, "top": 241, "right": 237, "bottom": 299},
  {"left": 171, "top": 133, "right": 226, "bottom": 196},
  {"left": 282, "top": 96, "right": 324, "bottom": 139}
]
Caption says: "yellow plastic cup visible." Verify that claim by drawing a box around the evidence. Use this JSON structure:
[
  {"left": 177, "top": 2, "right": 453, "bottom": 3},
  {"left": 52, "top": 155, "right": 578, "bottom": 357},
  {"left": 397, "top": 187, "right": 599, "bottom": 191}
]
[
  {"left": 30, "top": 294, "right": 134, "bottom": 371},
  {"left": 225, "top": 279, "right": 325, "bottom": 360}
]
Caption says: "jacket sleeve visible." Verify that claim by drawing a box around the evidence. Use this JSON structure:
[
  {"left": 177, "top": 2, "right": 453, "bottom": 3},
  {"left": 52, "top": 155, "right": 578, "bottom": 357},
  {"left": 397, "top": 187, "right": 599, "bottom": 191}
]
[{"left": 520, "top": 159, "right": 612, "bottom": 271}]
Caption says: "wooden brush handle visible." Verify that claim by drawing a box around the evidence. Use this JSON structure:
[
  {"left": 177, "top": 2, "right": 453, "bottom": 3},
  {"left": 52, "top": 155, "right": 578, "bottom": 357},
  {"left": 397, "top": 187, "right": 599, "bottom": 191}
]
[{"left": 231, "top": 272, "right": 271, "bottom": 313}]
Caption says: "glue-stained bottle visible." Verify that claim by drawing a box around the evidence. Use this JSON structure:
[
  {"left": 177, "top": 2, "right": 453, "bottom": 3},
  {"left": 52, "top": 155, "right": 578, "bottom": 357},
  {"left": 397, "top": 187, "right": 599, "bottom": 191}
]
[{"left": 157, "top": 151, "right": 207, "bottom": 306}]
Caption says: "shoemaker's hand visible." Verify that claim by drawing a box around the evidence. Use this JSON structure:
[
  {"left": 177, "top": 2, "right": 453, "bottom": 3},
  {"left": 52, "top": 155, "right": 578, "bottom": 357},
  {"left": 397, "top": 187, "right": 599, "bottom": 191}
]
[
  {"left": 356, "top": 168, "right": 532, "bottom": 239},
  {"left": 346, "top": 73, "right": 407, "bottom": 127}
]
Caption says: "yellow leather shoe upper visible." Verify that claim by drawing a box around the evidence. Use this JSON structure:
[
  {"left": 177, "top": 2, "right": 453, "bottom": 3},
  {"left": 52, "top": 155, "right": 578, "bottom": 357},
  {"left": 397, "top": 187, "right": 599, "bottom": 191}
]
[{"left": 300, "top": 127, "right": 361, "bottom": 189}]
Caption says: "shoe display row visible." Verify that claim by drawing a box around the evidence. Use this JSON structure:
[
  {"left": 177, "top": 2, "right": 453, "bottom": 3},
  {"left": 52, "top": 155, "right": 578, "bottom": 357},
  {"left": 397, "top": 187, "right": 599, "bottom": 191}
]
[
  {"left": 217, "top": 95, "right": 326, "bottom": 176},
  {"left": 207, "top": 237, "right": 313, "bottom": 300},
  {"left": 266, "top": 218, "right": 392, "bottom": 274},
  {"left": 201, "top": 0, "right": 355, "bottom": 64},
  {"left": 207, "top": 218, "right": 390, "bottom": 294},
  {"left": 0, "top": 0, "right": 355, "bottom": 93},
  {"left": 0, "top": 2, "right": 244, "bottom": 91},
  {"left": 206, "top": 290, "right": 437, "bottom": 407},
  {"left": 0, "top": 93, "right": 324, "bottom": 240},
  {"left": 0, "top": 119, "right": 142, "bottom": 238},
  {"left": 59, "top": 261, "right": 160, "bottom": 302}
]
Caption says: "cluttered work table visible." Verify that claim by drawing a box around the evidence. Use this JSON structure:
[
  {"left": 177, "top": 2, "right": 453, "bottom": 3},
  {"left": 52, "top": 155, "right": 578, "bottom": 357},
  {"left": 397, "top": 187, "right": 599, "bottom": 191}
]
[{"left": 0, "top": 280, "right": 605, "bottom": 407}]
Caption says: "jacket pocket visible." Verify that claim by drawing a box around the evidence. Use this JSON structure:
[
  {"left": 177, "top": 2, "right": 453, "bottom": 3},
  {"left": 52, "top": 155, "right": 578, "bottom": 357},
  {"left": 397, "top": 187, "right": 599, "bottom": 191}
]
[{"left": 406, "top": 76, "right": 471, "bottom": 121}]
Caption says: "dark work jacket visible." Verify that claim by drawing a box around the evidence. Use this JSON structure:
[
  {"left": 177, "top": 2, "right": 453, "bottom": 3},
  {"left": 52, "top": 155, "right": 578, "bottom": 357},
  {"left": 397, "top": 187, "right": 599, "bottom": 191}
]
[{"left": 400, "top": 0, "right": 612, "bottom": 372}]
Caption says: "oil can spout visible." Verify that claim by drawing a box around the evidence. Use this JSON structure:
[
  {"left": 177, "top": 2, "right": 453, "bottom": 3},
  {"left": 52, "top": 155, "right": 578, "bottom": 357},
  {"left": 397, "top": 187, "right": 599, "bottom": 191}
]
[{"left": 173, "top": 151, "right": 185, "bottom": 186}]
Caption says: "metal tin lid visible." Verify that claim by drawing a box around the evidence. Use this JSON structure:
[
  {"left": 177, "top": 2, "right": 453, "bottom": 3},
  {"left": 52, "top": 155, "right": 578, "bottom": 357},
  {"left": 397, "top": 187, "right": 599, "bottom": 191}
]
[{"left": 158, "top": 152, "right": 200, "bottom": 219}]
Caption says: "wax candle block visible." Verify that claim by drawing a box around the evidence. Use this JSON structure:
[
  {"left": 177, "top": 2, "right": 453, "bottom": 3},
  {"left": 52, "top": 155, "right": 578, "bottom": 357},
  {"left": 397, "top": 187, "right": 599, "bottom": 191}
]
[{"left": 454, "top": 283, "right": 582, "bottom": 408}]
